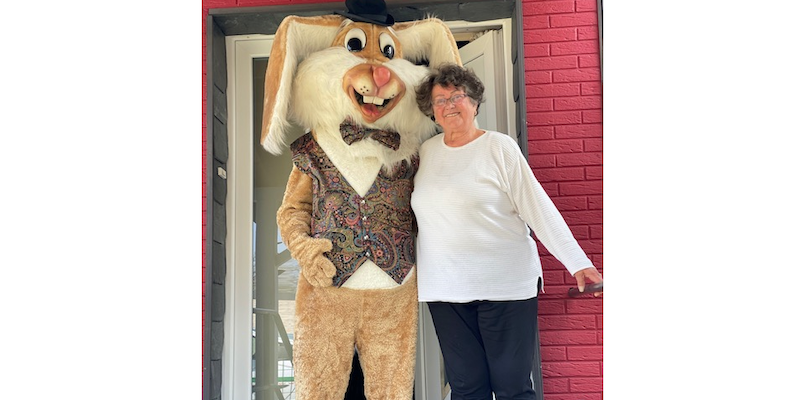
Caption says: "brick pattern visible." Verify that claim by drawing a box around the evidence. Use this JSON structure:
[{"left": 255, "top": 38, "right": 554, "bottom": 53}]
[
  {"left": 202, "top": 1, "right": 604, "bottom": 398},
  {"left": 523, "top": 0, "right": 603, "bottom": 398}
]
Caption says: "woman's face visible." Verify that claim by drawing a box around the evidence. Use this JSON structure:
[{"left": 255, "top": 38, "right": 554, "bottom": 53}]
[{"left": 431, "top": 84, "right": 477, "bottom": 133}]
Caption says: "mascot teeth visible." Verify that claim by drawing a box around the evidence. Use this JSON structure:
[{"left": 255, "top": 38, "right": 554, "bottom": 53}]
[{"left": 357, "top": 93, "right": 388, "bottom": 108}]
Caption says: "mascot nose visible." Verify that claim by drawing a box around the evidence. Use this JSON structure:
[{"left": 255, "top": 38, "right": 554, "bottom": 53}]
[{"left": 372, "top": 65, "right": 391, "bottom": 88}]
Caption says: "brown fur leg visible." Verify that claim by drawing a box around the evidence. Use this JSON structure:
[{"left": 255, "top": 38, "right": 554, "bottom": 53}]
[
  {"left": 357, "top": 274, "right": 419, "bottom": 399},
  {"left": 293, "top": 277, "right": 361, "bottom": 400}
]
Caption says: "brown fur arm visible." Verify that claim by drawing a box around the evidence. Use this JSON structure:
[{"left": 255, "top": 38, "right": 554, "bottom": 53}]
[{"left": 277, "top": 165, "right": 336, "bottom": 287}]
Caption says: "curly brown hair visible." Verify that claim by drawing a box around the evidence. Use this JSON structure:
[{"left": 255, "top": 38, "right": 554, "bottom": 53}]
[{"left": 415, "top": 63, "right": 485, "bottom": 118}]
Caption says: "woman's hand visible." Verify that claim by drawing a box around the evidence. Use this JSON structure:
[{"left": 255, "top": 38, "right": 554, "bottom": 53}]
[{"left": 574, "top": 267, "right": 603, "bottom": 297}]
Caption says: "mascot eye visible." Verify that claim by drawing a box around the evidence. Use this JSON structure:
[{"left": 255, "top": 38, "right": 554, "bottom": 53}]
[
  {"left": 382, "top": 45, "right": 395, "bottom": 59},
  {"left": 345, "top": 28, "right": 367, "bottom": 52},
  {"left": 379, "top": 33, "right": 396, "bottom": 59}
]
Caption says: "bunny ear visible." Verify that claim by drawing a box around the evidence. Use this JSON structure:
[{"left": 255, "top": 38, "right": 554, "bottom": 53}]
[
  {"left": 394, "top": 17, "right": 462, "bottom": 69},
  {"left": 261, "top": 15, "right": 344, "bottom": 155}
]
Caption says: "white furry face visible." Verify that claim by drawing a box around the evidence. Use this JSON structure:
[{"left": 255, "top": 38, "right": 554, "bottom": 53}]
[{"left": 290, "top": 46, "right": 438, "bottom": 167}]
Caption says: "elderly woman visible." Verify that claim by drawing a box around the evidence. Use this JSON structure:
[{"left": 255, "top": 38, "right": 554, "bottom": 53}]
[{"left": 412, "top": 63, "right": 603, "bottom": 400}]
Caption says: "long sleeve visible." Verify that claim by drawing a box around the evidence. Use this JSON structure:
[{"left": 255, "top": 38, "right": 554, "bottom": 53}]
[{"left": 502, "top": 143, "right": 594, "bottom": 276}]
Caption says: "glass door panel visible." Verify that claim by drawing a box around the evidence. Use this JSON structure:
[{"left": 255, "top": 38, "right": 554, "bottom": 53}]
[{"left": 251, "top": 57, "right": 302, "bottom": 400}]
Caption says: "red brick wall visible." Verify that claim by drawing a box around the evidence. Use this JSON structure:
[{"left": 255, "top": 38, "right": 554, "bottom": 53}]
[
  {"left": 202, "top": 1, "right": 603, "bottom": 398},
  {"left": 523, "top": 1, "right": 603, "bottom": 399}
]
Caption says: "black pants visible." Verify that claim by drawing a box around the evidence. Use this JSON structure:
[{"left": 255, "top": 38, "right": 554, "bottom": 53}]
[
  {"left": 428, "top": 297, "right": 539, "bottom": 400},
  {"left": 344, "top": 352, "right": 366, "bottom": 400}
]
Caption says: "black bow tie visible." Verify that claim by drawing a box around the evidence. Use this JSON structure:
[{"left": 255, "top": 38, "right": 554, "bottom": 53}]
[{"left": 340, "top": 120, "right": 401, "bottom": 151}]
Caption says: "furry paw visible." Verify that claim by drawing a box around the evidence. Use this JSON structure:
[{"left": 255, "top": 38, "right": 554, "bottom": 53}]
[{"left": 300, "top": 237, "right": 336, "bottom": 287}]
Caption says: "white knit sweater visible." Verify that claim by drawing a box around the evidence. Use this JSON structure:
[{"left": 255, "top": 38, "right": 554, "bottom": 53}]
[{"left": 411, "top": 131, "right": 595, "bottom": 302}]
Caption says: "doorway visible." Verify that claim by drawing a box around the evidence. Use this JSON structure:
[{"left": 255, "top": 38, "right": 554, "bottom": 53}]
[{"left": 223, "top": 19, "right": 516, "bottom": 400}]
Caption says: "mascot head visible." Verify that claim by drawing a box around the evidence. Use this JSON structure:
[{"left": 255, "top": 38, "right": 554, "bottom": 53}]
[{"left": 260, "top": 0, "right": 462, "bottom": 168}]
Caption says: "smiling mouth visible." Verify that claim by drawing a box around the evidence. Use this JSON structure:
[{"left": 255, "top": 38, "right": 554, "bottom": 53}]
[{"left": 353, "top": 91, "right": 396, "bottom": 120}]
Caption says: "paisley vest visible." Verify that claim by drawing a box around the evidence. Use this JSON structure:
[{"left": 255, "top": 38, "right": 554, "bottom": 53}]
[{"left": 291, "top": 133, "right": 418, "bottom": 287}]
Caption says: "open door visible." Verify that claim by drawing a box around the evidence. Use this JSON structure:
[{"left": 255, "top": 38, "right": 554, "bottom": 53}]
[{"left": 459, "top": 29, "right": 509, "bottom": 134}]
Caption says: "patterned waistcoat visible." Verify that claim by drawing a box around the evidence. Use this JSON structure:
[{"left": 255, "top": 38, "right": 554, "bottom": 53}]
[{"left": 291, "top": 133, "right": 418, "bottom": 287}]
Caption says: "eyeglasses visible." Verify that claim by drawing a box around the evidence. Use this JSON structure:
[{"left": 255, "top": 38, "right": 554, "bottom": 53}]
[{"left": 432, "top": 93, "right": 469, "bottom": 108}]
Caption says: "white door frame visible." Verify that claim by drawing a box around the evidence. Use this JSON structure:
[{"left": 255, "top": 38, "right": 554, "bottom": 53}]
[{"left": 223, "top": 34, "right": 274, "bottom": 400}]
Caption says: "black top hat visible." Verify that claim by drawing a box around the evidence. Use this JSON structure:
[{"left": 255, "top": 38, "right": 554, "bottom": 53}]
[{"left": 335, "top": 0, "right": 395, "bottom": 26}]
